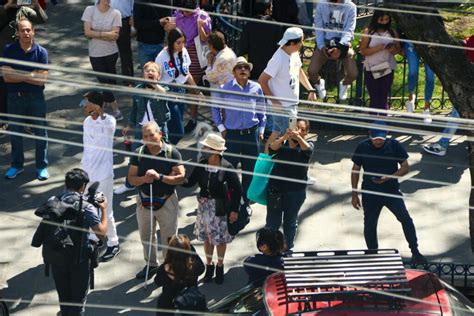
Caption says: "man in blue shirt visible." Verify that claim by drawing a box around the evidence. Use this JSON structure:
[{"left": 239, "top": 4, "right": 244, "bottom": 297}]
[
  {"left": 3, "top": 18, "right": 49, "bottom": 180},
  {"left": 212, "top": 56, "right": 266, "bottom": 202},
  {"left": 351, "top": 124, "right": 426, "bottom": 264}
]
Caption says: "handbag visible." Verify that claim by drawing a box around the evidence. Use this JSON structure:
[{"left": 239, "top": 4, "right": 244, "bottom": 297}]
[
  {"left": 173, "top": 286, "right": 208, "bottom": 311},
  {"left": 227, "top": 200, "right": 252, "bottom": 236},
  {"left": 194, "top": 35, "right": 210, "bottom": 68},
  {"left": 247, "top": 153, "right": 276, "bottom": 205},
  {"left": 369, "top": 61, "right": 392, "bottom": 79},
  {"left": 138, "top": 191, "right": 169, "bottom": 210}
]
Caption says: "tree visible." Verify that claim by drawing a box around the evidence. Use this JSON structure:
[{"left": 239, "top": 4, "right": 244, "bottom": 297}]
[{"left": 384, "top": 0, "right": 474, "bottom": 251}]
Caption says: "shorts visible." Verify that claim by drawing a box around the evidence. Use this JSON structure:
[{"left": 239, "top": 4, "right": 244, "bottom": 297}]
[{"left": 272, "top": 105, "right": 298, "bottom": 133}]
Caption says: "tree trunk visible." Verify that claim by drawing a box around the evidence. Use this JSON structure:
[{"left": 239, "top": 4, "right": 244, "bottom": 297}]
[{"left": 384, "top": 0, "right": 474, "bottom": 251}]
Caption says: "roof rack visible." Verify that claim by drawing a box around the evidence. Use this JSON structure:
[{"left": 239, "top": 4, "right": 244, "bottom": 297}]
[{"left": 282, "top": 249, "right": 411, "bottom": 313}]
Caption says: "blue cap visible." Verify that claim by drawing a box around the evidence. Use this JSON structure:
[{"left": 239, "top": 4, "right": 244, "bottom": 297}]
[{"left": 370, "top": 121, "right": 388, "bottom": 139}]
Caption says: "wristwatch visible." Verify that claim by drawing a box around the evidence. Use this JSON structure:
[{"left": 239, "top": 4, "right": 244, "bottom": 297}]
[
  {"left": 159, "top": 173, "right": 164, "bottom": 182},
  {"left": 308, "top": 89, "right": 316, "bottom": 93}
]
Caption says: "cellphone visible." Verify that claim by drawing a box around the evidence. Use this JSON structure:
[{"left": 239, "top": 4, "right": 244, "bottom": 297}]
[
  {"left": 289, "top": 116, "right": 297, "bottom": 130},
  {"left": 17, "top": 0, "right": 32, "bottom": 5}
]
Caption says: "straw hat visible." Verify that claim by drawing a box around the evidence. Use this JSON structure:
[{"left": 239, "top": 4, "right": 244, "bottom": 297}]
[
  {"left": 199, "top": 133, "right": 227, "bottom": 151},
  {"left": 233, "top": 56, "right": 253, "bottom": 71}
]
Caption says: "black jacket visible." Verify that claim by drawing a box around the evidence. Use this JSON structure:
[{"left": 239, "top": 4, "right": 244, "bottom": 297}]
[{"left": 134, "top": 0, "right": 171, "bottom": 44}]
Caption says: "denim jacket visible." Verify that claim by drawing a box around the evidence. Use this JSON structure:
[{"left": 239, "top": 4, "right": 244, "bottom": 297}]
[{"left": 128, "top": 83, "right": 170, "bottom": 127}]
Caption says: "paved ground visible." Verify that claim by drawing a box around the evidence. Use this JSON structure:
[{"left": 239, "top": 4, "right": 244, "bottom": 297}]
[{"left": 0, "top": 3, "right": 473, "bottom": 315}]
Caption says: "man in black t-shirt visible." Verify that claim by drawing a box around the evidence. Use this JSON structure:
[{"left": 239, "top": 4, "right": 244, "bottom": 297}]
[
  {"left": 351, "top": 125, "right": 426, "bottom": 264},
  {"left": 128, "top": 121, "right": 185, "bottom": 279}
]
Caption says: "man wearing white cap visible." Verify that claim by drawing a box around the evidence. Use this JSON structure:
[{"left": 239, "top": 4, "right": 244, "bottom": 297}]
[{"left": 258, "top": 27, "right": 316, "bottom": 153}]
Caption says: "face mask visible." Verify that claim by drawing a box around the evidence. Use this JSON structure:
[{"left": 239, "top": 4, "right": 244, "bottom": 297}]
[
  {"left": 200, "top": 151, "right": 214, "bottom": 161},
  {"left": 377, "top": 22, "right": 390, "bottom": 31}
]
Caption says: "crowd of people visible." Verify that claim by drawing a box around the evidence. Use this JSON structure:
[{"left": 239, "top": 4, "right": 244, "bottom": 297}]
[{"left": 0, "top": 0, "right": 470, "bottom": 315}]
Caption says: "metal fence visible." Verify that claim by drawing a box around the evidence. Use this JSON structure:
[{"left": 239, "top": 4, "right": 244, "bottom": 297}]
[{"left": 214, "top": 0, "right": 451, "bottom": 111}]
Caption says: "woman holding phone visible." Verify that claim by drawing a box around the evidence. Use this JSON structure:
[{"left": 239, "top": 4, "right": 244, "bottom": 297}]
[{"left": 359, "top": 11, "right": 400, "bottom": 111}]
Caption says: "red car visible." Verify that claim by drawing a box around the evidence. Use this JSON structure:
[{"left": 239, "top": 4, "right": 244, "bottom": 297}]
[{"left": 210, "top": 249, "right": 474, "bottom": 315}]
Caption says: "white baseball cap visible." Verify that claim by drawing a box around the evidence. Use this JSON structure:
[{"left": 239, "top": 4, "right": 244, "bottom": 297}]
[{"left": 277, "top": 27, "right": 304, "bottom": 46}]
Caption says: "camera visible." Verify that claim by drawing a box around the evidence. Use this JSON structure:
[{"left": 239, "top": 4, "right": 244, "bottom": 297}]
[{"left": 85, "top": 181, "right": 105, "bottom": 207}]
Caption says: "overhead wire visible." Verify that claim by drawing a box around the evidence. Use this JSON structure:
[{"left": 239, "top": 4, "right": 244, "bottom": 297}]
[
  {"left": 137, "top": 1, "right": 474, "bottom": 52},
  {"left": 1, "top": 67, "right": 472, "bottom": 185},
  {"left": 1, "top": 2, "right": 473, "bottom": 314},
  {"left": 2, "top": 209, "right": 473, "bottom": 315}
]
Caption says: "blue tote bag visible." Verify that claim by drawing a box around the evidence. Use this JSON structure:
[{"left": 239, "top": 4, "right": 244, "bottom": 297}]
[{"left": 247, "top": 153, "right": 275, "bottom": 205}]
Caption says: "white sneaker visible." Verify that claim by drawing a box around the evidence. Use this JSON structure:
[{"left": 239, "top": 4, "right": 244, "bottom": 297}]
[
  {"left": 406, "top": 100, "right": 415, "bottom": 113},
  {"left": 114, "top": 184, "right": 135, "bottom": 195},
  {"left": 315, "top": 79, "right": 326, "bottom": 99},
  {"left": 423, "top": 143, "right": 446, "bottom": 156},
  {"left": 422, "top": 109, "right": 432, "bottom": 124},
  {"left": 338, "top": 80, "right": 349, "bottom": 100}
]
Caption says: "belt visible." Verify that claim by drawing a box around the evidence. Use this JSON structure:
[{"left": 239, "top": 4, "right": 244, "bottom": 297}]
[
  {"left": 227, "top": 125, "right": 258, "bottom": 135},
  {"left": 10, "top": 91, "right": 40, "bottom": 97}
]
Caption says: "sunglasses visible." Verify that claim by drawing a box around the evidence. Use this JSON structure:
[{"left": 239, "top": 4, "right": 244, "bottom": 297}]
[{"left": 235, "top": 64, "right": 250, "bottom": 71}]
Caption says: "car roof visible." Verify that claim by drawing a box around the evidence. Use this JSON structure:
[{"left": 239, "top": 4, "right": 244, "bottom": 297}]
[{"left": 263, "top": 249, "right": 451, "bottom": 315}]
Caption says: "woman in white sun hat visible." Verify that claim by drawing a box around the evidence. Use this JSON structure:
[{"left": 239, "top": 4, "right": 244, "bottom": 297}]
[{"left": 182, "top": 133, "right": 242, "bottom": 285}]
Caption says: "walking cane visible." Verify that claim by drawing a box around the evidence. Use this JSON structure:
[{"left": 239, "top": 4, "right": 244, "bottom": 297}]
[{"left": 143, "top": 183, "right": 154, "bottom": 288}]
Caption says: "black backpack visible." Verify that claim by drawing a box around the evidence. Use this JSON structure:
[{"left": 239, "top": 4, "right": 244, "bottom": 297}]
[{"left": 31, "top": 193, "right": 92, "bottom": 278}]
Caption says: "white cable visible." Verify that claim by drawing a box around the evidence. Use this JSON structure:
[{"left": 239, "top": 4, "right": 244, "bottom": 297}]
[
  {"left": 136, "top": 1, "right": 474, "bottom": 52},
  {"left": 143, "top": 183, "right": 154, "bottom": 288}
]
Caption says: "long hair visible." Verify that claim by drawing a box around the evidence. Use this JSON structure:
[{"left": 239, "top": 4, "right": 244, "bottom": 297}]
[
  {"left": 256, "top": 227, "right": 286, "bottom": 256},
  {"left": 167, "top": 28, "right": 187, "bottom": 77},
  {"left": 367, "top": 10, "right": 396, "bottom": 38},
  {"left": 164, "top": 234, "right": 194, "bottom": 283}
]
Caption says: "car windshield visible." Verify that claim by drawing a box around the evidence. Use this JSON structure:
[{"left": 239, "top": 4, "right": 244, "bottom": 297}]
[{"left": 440, "top": 280, "right": 474, "bottom": 316}]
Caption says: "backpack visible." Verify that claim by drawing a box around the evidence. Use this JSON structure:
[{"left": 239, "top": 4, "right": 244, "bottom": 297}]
[
  {"left": 137, "top": 142, "right": 173, "bottom": 162},
  {"left": 217, "top": 168, "right": 252, "bottom": 236},
  {"left": 173, "top": 286, "right": 208, "bottom": 313},
  {"left": 31, "top": 194, "right": 95, "bottom": 281}
]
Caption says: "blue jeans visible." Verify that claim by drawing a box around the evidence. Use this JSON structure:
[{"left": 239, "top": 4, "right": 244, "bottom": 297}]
[
  {"left": 361, "top": 192, "right": 419, "bottom": 253},
  {"left": 438, "top": 108, "right": 459, "bottom": 148},
  {"left": 8, "top": 91, "right": 48, "bottom": 169},
  {"left": 266, "top": 189, "right": 306, "bottom": 250},
  {"left": 137, "top": 42, "right": 163, "bottom": 68},
  {"left": 167, "top": 90, "right": 185, "bottom": 145},
  {"left": 405, "top": 42, "right": 435, "bottom": 102},
  {"left": 272, "top": 105, "right": 297, "bottom": 133},
  {"left": 225, "top": 127, "right": 260, "bottom": 203}
]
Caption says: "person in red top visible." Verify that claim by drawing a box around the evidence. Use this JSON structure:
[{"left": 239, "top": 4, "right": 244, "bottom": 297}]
[{"left": 464, "top": 35, "right": 474, "bottom": 63}]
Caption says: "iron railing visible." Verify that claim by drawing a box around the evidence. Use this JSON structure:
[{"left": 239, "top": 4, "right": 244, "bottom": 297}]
[{"left": 214, "top": 0, "right": 451, "bottom": 111}]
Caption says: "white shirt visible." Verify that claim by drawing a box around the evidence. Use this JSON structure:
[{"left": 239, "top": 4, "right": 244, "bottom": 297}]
[
  {"left": 81, "top": 114, "right": 116, "bottom": 182},
  {"left": 81, "top": 6, "right": 122, "bottom": 57},
  {"left": 365, "top": 31, "right": 397, "bottom": 70},
  {"left": 139, "top": 100, "right": 155, "bottom": 126},
  {"left": 155, "top": 47, "right": 191, "bottom": 84},
  {"left": 263, "top": 48, "right": 302, "bottom": 107}
]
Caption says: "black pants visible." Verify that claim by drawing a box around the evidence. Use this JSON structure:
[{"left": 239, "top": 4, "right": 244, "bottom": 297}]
[
  {"left": 224, "top": 127, "right": 259, "bottom": 203},
  {"left": 89, "top": 53, "right": 118, "bottom": 103},
  {"left": 51, "top": 259, "right": 91, "bottom": 316},
  {"left": 361, "top": 192, "right": 419, "bottom": 253},
  {"left": 117, "top": 17, "right": 134, "bottom": 80}
]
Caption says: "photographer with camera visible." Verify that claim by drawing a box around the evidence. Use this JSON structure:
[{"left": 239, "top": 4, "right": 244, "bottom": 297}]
[
  {"left": 80, "top": 91, "right": 121, "bottom": 262},
  {"left": 48, "top": 168, "right": 107, "bottom": 316}
]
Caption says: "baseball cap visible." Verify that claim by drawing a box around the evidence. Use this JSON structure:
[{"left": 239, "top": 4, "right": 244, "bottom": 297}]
[
  {"left": 277, "top": 27, "right": 304, "bottom": 46},
  {"left": 80, "top": 91, "right": 104, "bottom": 108},
  {"left": 369, "top": 121, "right": 388, "bottom": 140}
]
